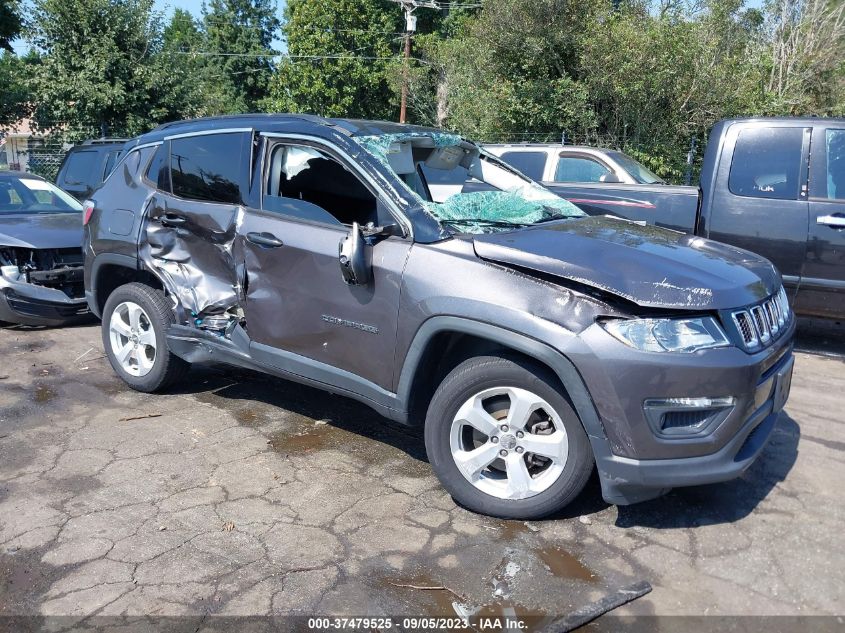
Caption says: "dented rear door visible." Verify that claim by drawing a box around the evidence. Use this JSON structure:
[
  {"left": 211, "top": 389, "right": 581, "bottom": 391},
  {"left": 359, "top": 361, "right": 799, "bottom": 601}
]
[{"left": 139, "top": 131, "right": 251, "bottom": 321}]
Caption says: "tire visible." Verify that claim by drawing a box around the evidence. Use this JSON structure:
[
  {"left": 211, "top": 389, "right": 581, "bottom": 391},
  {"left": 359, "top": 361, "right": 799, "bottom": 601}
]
[
  {"left": 425, "top": 355, "right": 594, "bottom": 519},
  {"left": 101, "top": 282, "right": 189, "bottom": 392}
]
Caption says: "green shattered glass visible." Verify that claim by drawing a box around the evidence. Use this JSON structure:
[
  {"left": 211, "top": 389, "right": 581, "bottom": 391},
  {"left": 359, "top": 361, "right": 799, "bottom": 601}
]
[{"left": 353, "top": 133, "right": 583, "bottom": 234}]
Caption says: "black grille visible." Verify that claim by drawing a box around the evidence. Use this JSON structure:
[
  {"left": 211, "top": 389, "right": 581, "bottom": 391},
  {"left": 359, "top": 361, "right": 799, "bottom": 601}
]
[{"left": 661, "top": 410, "right": 715, "bottom": 431}]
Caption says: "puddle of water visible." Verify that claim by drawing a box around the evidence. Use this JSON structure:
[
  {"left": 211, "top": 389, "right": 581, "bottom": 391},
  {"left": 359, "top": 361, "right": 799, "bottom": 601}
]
[
  {"left": 32, "top": 384, "right": 56, "bottom": 404},
  {"left": 496, "top": 520, "right": 531, "bottom": 541},
  {"left": 268, "top": 423, "right": 340, "bottom": 454},
  {"left": 233, "top": 408, "right": 265, "bottom": 427},
  {"left": 535, "top": 545, "right": 596, "bottom": 582}
]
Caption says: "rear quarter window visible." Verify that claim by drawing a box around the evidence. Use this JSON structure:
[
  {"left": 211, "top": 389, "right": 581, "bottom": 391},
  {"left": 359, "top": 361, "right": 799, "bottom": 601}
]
[
  {"left": 170, "top": 133, "right": 248, "bottom": 205},
  {"left": 728, "top": 127, "right": 804, "bottom": 200}
]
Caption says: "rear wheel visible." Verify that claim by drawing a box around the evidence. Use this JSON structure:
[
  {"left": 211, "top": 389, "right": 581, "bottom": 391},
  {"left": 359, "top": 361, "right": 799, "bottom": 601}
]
[
  {"left": 425, "top": 355, "right": 593, "bottom": 519},
  {"left": 101, "top": 282, "right": 189, "bottom": 392}
]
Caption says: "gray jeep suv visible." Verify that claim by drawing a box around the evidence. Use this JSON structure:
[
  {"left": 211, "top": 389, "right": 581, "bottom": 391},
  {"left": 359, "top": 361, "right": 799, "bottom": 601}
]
[{"left": 82, "top": 115, "right": 795, "bottom": 519}]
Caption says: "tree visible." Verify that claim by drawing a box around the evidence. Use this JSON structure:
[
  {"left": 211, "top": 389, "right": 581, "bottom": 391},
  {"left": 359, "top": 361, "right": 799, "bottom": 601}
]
[
  {"left": 27, "top": 0, "right": 201, "bottom": 138},
  {"left": 0, "top": 0, "right": 21, "bottom": 52},
  {"left": 0, "top": 51, "right": 34, "bottom": 127},
  {"left": 265, "top": 0, "right": 402, "bottom": 119},
  {"left": 202, "top": 0, "right": 280, "bottom": 113}
]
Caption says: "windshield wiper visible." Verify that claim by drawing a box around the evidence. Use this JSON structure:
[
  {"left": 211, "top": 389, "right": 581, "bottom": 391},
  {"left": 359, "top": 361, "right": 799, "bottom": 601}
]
[{"left": 443, "top": 218, "right": 531, "bottom": 229}]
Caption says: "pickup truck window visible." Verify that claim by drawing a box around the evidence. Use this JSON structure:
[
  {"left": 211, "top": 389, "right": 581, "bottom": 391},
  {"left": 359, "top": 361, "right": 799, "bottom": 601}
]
[
  {"left": 824, "top": 129, "right": 845, "bottom": 200},
  {"left": 554, "top": 156, "right": 610, "bottom": 183},
  {"left": 499, "top": 151, "right": 546, "bottom": 181},
  {"left": 728, "top": 127, "right": 804, "bottom": 200}
]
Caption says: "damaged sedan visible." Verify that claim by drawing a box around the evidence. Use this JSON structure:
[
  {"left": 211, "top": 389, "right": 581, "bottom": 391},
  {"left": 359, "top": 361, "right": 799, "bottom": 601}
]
[
  {"left": 83, "top": 116, "right": 795, "bottom": 519},
  {"left": 0, "top": 171, "right": 89, "bottom": 326}
]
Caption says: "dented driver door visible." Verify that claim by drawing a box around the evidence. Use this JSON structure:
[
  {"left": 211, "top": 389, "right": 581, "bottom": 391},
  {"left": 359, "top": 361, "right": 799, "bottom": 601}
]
[{"left": 237, "top": 138, "right": 411, "bottom": 393}]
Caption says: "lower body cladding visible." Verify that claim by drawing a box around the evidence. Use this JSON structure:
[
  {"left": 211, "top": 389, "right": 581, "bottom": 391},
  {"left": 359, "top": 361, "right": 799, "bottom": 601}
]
[
  {"left": 568, "top": 318, "right": 796, "bottom": 504},
  {"left": 0, "top": 268, "right": 89, "bottom": 326}
]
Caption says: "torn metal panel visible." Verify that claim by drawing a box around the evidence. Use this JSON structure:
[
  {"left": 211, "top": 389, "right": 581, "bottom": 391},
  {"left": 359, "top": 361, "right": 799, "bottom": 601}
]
[{"left": 139, "top": 195, "right": 243, "bottom": 321}]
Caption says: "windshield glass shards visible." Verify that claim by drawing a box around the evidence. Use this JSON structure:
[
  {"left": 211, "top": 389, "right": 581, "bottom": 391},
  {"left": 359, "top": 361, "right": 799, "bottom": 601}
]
[{"left": 354, "top": 132, "right": 583, "bottom": 234}]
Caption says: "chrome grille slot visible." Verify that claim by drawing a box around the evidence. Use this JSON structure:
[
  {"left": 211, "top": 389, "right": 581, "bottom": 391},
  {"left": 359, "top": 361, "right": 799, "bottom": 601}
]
[
  {"left": 751, "top": 306, "right": 771, "bottom": 343},
  {"left": 764, "top": 300, "right": 778, "bottom": 335},
  {"left": 731, "top": 288, "right": 791, "bottom": 352},
  {"left": 732, "top": 310, "right": 758, "bottom": 348}
]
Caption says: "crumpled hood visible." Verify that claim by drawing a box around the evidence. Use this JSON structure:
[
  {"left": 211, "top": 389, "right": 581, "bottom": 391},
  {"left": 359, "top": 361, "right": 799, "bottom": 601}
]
[
  {"left": 0, "top": 213, "right": 83, "bottom": 249},
  {"left": 473, "top": 216, "right": 780, "bottom": 310}
]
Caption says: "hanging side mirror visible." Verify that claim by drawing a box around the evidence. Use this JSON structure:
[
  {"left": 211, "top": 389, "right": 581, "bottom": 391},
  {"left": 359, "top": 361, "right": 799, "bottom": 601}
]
[{"left": 339, "top": 222, "right": 371, "bottom": 285}]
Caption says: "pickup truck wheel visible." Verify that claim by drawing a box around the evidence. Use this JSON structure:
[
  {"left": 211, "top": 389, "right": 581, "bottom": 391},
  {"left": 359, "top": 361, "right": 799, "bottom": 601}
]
[
  {"left": 425, "top": 355, "right": 593, "bottom": 519},
  {"left": 101, "top": 282, "right": 189, "bottom": 393}
]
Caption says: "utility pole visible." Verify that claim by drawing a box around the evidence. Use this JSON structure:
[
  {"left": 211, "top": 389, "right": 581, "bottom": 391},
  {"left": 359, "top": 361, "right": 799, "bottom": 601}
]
[{"left": 391, "top": 0, "right": 440, "bottom": 123}]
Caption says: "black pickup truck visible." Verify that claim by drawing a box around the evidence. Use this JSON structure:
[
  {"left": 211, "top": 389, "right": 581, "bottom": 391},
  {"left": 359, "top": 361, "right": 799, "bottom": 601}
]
[{"left": 490, "top": 118, "right": 845, "bottom": 321}]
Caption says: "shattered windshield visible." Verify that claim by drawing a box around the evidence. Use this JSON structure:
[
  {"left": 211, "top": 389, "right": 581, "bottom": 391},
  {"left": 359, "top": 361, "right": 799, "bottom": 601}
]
[{"left": 354, "top": 132, "right": 584, "bottom": 234}]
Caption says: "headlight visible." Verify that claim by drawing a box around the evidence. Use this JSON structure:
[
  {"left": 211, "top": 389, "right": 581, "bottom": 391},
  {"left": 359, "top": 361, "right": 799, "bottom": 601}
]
[{"left": 601, "top": 316, "right": 730, "bottom": 353}]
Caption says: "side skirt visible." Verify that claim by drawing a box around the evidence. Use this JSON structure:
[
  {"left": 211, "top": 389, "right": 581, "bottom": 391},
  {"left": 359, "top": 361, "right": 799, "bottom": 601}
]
[{"left": 165, "top": 324, "right": 409, "bottom": 424}]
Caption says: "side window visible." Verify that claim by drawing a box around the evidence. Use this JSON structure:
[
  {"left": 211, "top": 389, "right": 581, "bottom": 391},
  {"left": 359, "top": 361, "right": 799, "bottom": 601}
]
[
  {"left": 145, "top": 143, "right": 171, "bottom": 192},
  {"left": 62, "top": 150, "right": 98, "bottom": 185},
  {"left": 499, "top": 151, "right": 546, "bottom": 181},
  {"left": 728, "top": 127, "right": 804, "bottom": 200},
  {"left": 102, "top": 150, "right": 123, "bottom": 179},
  {"left": 170, "top": 133, "right": 248, "bottom": 204},
  {"left": 823, "top": 129, "right": 845, "bottom": 200},
  {"left": 554, "top": 156, "right": 611, "bottom": 183},
  {"left": 263, "top": 143, "right": 380, "bottom": 227}
]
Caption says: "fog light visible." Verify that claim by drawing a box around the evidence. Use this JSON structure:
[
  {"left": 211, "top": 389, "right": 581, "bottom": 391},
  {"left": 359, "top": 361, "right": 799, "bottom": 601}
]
[{"left": 643, "top": 396, "right": 735, "bottom": 437}]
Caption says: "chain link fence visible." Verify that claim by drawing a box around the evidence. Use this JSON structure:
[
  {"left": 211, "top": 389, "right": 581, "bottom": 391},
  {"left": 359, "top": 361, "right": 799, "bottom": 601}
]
[{"left": 1, "top": 124, "right": 130, "bottom": 181}]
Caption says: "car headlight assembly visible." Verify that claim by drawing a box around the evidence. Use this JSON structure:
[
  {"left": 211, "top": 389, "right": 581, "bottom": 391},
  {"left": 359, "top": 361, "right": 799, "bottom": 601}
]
[{"left": 601, "top": 316, "right": 730, "bottom": 353}]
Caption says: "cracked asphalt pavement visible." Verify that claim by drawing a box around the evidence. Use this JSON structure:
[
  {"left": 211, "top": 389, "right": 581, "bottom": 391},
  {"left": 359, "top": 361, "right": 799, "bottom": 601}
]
[{"left": 0, "top": 322, "right": 842, "bottom": 628}]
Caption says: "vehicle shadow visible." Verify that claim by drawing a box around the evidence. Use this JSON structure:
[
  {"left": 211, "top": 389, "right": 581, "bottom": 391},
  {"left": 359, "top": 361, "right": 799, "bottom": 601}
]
[
  {"left": 795, "top": 317, "right": 845, "bottom": 358},
  {"left": 171, "top": 365, "right": 430, "bottom": 463},
  {"left": 612, "top": 412, "right": 801, "bottom": 529}
]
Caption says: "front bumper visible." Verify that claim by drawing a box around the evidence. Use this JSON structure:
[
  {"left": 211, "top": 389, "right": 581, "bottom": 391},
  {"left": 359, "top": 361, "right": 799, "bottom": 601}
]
[
  {"left": 594, "top": 354, "right": 792, "bottom": 504},
  {"left": 559, "top": 317, "right": 795, "bottom": 505},
  {"left": 0, "top": 279, "right": 90, "bottom": 326}
]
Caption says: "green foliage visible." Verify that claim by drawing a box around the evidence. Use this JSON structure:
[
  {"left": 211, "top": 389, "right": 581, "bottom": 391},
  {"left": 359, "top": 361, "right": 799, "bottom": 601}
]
[
  {"left": 27, "top": 0, "right": 201, "bottom": 138},
  {"left": 202, "top": 0, "right": 280, "bottom": 113},
  {"left": 0, "top": 50, "right": 34, "bottom": 126},
  {"left": 265, "top": 0, "right": 403, "bottom": 119},
  {"left": 0, "top": 0, "right": 21, "bottom": 52}
]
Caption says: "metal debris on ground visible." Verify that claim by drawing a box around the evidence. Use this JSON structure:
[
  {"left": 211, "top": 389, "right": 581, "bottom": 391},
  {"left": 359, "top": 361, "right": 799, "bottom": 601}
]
[
  {"left": 119, "top": 413, "right": 163, "bottom": 422},
  {"left": 536, "top": 581, "right": 653, "bottom": 633}
]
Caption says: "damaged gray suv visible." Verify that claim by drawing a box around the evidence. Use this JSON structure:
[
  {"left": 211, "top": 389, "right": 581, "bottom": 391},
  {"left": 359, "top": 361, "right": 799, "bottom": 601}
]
[{"left": 83, "top": 115, "right": 795, "bottom": 519}]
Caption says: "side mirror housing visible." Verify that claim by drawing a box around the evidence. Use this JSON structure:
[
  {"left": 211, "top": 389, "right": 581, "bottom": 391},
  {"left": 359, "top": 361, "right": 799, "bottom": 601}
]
[
  {"left": 600, "top": 172, "right": 622, "bottom": 184},
  {"left": 339, "top": 222, "right": 371, "bottom": 285}
]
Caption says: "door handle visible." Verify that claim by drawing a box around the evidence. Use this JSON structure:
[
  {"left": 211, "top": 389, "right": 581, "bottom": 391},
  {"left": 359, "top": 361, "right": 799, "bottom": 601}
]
[
  {"left": 817, "top": 214, "right": 845, "bottom": 228},
  {"left": 247, "top": 232, "right": 284, "bottom": 248},
  {"left": 160, "top": 213, "right": 186, "bottom": 227}
]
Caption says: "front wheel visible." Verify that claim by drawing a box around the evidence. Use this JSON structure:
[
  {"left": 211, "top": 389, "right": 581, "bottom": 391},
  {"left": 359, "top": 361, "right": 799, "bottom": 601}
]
[
  {"left": 425, "top": 355, "right": 594, "bottom": 519},
  {"left": 101, "top": 282, "right": 189, "bottom": 392}
]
